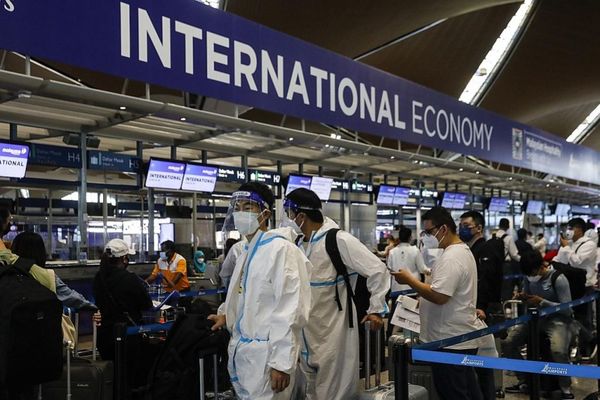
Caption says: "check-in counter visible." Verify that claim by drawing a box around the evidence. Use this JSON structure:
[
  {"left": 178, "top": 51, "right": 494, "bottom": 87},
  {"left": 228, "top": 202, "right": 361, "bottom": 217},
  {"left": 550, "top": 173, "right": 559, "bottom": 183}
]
[{"left": 49, "top": 260, "right": 156, "bottom": 281}]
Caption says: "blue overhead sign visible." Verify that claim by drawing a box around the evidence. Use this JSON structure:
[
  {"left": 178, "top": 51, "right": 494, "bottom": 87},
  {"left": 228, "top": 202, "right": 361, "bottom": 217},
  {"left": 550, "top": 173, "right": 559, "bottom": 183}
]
[
  {"left": 88, "top": 150, "right": 141, "bottom": 172},
  {"left": 2, "top": 1, "right": 600, "bottom": 184},
  {"left": 29, "top": 143, "right": 81, "bottom": 168}
]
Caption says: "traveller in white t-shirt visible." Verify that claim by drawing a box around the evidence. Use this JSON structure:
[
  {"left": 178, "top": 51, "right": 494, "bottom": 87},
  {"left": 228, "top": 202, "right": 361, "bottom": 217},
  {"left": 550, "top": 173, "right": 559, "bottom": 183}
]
[{"left": 392, "top": 206, "right": 485, "bottom": 400}]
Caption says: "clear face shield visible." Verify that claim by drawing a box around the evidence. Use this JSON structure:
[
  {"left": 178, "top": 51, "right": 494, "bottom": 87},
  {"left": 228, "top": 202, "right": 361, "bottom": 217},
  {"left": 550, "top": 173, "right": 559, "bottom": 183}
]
[
  {"left": 280, "top": 198, "right": 322, "bottom": 237},
  {"left": 222, "top": 191, "right": 270, "bottom": 238}
]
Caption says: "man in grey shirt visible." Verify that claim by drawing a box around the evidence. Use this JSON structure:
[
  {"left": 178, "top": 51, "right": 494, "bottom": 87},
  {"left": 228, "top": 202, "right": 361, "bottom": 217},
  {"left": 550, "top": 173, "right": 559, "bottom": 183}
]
[{"left": 502, "top": 251, "right": 574, "bottom": 399}]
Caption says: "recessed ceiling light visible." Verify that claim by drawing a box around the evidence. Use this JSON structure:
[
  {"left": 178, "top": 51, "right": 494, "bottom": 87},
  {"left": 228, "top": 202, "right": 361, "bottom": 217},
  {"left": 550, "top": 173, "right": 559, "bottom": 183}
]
[
  {"left": 475, "top": 171, "right": 480, "bottom": 174},
  {"left": 180, "top": 117, "right": 187, "bottom": 122},
  {"left": 390, "top": 156, "right": 395, "bottom": 160},
  {"left": 119, "top": 106, "right": 127, "bottom": 110},
  {"left": 508, "top": 177, "right": 513, "bottom": 181},
  {"left": 459, "top": 168, "right": 464, "bottom": 172},
  {"left": 288, "top": 138, "right": 294, "bottom": 142}
]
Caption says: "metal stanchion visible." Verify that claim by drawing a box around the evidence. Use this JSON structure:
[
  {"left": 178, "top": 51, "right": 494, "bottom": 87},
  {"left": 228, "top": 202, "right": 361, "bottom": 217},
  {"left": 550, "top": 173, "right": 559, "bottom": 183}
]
[
  {"left": 527, "top": 307, "right": 540, "bottom": 400},
  {"left": 212, "top": 353, "right": 219, "bottom": 397},
  {"left": 375, "top": 328, "right": 382, "bottom": 387},
  {"left": 114, "top": 323, "right": 127, "bottom": 400},
  {"left": 199, "top": 358, "right": 206, "bottom": 400},
  {"left": 364, "top": 321, "right": 371, "bottom": 390}
]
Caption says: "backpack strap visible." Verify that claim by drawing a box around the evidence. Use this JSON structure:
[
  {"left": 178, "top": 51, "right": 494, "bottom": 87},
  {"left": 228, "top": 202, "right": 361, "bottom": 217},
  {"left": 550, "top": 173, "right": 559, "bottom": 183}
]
[
  {"left": 575, "top": 242, "right": 585, "bottom": 253},
  {"left": 550, "top": 270, "right": 562, "bottom": 293},
  {"left": 0, "top": 256, "right": 35, "bottom": 278},
  {"left": 324, "top": 228, "right": 356, "bottom": 329}
]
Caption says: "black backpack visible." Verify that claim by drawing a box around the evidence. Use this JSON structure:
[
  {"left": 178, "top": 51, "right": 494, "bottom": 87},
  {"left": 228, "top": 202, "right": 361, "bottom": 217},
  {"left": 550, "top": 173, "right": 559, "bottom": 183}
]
[
  {"left": 0, "top": 257, "right": 63, "bottom": 388},
  {"left": 145, "top": 299, "right": 230, "bottom": 400},
  {"left": 325, "top": 228, "right": 370, "bottom": 329},
  {"left": 551, "top": 243, "right": 587, "bottom": 300}
]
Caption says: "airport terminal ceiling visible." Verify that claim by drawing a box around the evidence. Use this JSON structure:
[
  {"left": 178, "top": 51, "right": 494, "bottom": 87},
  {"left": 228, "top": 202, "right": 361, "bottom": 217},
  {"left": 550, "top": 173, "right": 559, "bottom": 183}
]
[{"left": 0, "top": 0, "right": 599, "bottom": 204}]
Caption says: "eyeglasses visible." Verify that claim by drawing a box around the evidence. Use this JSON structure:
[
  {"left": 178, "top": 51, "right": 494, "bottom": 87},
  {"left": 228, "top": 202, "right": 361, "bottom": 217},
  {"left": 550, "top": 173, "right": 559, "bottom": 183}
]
[{"left": 423, "top": 225, "right": 441, "bottom": 235}]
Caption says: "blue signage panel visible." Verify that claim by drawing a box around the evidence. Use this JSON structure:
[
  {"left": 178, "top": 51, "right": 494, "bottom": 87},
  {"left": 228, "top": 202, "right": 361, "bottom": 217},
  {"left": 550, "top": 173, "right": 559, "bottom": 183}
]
[
  {"left": 2, "top": 1, "right": 600, "bottom": 184},
  {"left": 217, "top": 166, "right": 246, "bottom": 183},
  {"left": 376, "top": 185, "right": 396, "bottom": 205},
  {"left": 29, "top": 143, "right": 81, "bottom": 169},
  {"left": 286, "top": 174, "right": 312, "bottom": 194},
  {"left": 249, "top": 169, "right": 281, "bottom": 186},
  {"left": 88, "top": 150, "right": 141, "bottom": 172}
]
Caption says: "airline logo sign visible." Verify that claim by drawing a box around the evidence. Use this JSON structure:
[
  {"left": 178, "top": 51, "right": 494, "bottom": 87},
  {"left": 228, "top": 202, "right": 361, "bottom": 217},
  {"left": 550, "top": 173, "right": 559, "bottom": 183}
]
[
  {"left": 2, "top": 1, "right": 600, "bottom": 184},
  {"left": 0, "top": 142, "right": 28, "bottom": 178}
]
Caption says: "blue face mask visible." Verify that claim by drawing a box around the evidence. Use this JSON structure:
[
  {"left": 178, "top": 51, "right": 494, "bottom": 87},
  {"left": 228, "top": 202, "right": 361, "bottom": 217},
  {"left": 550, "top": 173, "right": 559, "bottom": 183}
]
[{"left": 459, "top": 226, "right": 474, "bottom": 243}]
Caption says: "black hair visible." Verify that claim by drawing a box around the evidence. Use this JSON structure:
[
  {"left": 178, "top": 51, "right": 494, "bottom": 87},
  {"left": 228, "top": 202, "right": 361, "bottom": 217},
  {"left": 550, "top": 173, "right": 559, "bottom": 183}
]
[
  {"left": 224, "top": 238, "right": 239, "bottom": 258},
  {"left": 11, "top": 231, "right": 47, "bottom": 268},
  {"left": 0, "top": 208, "right": 11, "bottom": 225},
  {"left": 238, "top": 182, "right": 275, "bottom": 211},
  {"left": 398, "top": 226, "right": 412, "bottom": 243},
  {"left": 499, "top": 218, "right": 510, "bottom": 230},
  {"left": 586, "top": 222, "right": 596, "bottom": 231},
  {"left": 460, "top": 210, "right": 485, "bottom": 229},
  {"left": 537, "top": 233, "right": 544, "bottom": 239},
  {"left": 285, "top": 188, "right": 324, "bottom": 223},
  {"left": 422, "top": 206, "right": 457, "bottom": 234},
  {"left": 520, "top": 251, "right": 543, "bottom": 276},
  {"left": 568, "top": 217, "right": 587, "bottom": 231},
  {"left": 161, "top": 240, "right": 175, "bottom": 251},
  {"left": 517, "top": 228, "right": 528, "bottom": 241}
]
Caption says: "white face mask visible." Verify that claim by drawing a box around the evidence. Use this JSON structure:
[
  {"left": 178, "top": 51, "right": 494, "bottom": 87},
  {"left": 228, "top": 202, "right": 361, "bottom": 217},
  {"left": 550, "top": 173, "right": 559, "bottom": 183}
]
[
  {"left": 197, "top": 258, "right": 205, "bottom": 263},
  {"left": 279, "top": 213, "right": 304, "bottom": 235},
  {"left": 526, "top": 275, "right": 542, "bottom": 283},
  {"left": 564, "top": 229, "right": 575, "bottom": 241},
  {"left": 420, "top": 234, "right": 439, "bottom": 251},
  {"left": 233, "top": 211, "right": 262, "bottom": 236},
  {"left": 159, "top": 251, "right": 168, "bottom": 260}
]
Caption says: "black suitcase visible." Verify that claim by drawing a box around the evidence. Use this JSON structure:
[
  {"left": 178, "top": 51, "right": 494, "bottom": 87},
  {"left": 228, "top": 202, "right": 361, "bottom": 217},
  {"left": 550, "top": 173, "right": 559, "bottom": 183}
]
[{"left": 42, "top": 315, "right": 114, "bottom": 400}]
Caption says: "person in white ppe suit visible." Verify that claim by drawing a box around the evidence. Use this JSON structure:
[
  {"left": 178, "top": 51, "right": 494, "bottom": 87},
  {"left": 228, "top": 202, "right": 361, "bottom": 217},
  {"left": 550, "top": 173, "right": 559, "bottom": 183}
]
[
  {"left": 208, "top": 182, "right": 311, "bottom": 400},
  {"left": 282, "top": 188, "right": 390, "bottom": 400}
]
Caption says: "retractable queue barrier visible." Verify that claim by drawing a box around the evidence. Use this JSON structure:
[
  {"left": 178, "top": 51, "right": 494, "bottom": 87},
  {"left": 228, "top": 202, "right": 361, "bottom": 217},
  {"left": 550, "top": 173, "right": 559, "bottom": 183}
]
[{"left": 394, "top": 292, "right": 600, "bottom": 400}]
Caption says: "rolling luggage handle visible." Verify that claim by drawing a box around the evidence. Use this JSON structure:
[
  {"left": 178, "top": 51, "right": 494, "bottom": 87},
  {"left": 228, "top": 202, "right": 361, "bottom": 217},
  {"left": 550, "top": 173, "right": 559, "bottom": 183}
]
[
  {"left": 198, "top": 352, "right": 219, "bottom": 400},
  {"left": 363, "top": 321, "right": 383, "bottom": 390}
]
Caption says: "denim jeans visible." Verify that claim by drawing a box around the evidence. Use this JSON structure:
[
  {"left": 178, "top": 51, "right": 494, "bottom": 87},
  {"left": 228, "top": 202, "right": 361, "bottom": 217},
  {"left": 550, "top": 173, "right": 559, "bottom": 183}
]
[{"left": 501, "top": 315, "right": 573, "bottom": 392}]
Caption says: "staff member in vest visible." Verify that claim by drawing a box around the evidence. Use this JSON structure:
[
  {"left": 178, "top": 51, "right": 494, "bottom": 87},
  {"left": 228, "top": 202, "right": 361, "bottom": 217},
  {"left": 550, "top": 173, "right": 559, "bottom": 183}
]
[
  {"left": 208, "top": 183, "right": 311, "bottom": 400},
  {"left": 554, "top": 217, "right": 598, "bottom": 358},
  {"left": 283, "top": 188, "right": 390, "bottom": 400},
  {"left": 146, "top": 240, "right": 190, "bottom": 292},
  {"left": 392, "top": 206, "right": 484, "bottom": 400}
]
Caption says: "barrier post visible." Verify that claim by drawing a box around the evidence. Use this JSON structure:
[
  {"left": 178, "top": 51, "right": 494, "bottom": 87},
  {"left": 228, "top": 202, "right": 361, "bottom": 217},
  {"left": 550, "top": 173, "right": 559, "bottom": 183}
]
[
  {"left": 114, "top": 323, "right": 127, "bottom": 400},
  {"left": 392, "top": 338, "right": 409, "bottom": 400},
  {"left": 527, "top": 307, "right": 540, "bottom": 400}
]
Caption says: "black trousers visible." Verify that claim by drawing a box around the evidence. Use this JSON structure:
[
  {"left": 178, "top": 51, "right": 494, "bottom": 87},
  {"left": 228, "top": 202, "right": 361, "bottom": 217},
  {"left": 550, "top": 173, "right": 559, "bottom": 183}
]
[{"left": 431, "top": 348, "right": 484, "bottom": 400}]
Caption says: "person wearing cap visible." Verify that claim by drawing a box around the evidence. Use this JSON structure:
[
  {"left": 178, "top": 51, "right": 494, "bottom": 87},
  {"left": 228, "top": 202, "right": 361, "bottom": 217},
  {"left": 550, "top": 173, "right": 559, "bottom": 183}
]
[
  {"left": 145, "top": 240, "right": 190, "bottom": 292},
  {"left": 208, "top": 182, "right": 311, "bottom": 400},
  {"left": 92, "top": 239, "right": 152, "bottom": 362},
  {"left": 282, "top": 188, "right": 390, "bottom": 400}
]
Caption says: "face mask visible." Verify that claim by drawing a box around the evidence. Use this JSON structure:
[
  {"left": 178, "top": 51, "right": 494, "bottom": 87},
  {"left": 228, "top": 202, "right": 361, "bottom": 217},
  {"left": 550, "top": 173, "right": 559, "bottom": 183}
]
[
  {"left": 279, "top": 213, "right": 304, "bottom": 235},
  {"left": 233, "top": 211, "right": 261, "bottom": 236},
  {"left": 459, "top": 226, "right": 474, "bottom": 243},
  {"left": 420, "top": 234, "right": 439, "bottom": 251},
  {"left": 564, "top": 229, "right": 574, "bottom": 241},
  {"left": 197, "top": 258, "right": 205, "bottom": 263},
  {"left": 526, "top": 275, "right": 542, "bottom": 283},
  {"left": 426, "top": 226, "right": 447, "bottom": 249},
  {"left": 159, "top": 251, "right": 167, "bottom": 261}
]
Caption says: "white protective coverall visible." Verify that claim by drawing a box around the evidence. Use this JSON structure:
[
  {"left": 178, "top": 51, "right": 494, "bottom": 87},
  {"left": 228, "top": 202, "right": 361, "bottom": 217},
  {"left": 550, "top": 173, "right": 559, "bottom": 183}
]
[
  {"left": 220, "top": 227, "right": 311, "bottom": 400},
  {"left": 298, "top": 217, "right": 390, "bottom": 400}
]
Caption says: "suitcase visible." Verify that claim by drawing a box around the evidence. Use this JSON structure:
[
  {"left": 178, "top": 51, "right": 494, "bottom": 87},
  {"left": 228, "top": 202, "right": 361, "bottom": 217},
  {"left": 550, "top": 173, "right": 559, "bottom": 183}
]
[
  {"left": 359, "top": 323, "right": 428, "bottom": 400},
  {"left": 41, "top": 317, "right": 114, "bottom": 400},
  {"left": 198, "top": 351, "right": 235, "bottom": 400}
]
